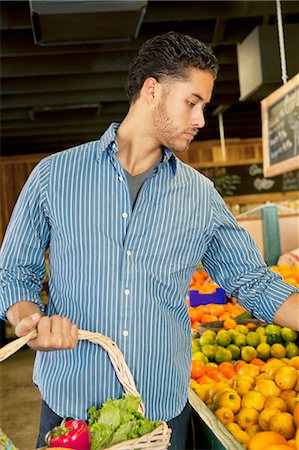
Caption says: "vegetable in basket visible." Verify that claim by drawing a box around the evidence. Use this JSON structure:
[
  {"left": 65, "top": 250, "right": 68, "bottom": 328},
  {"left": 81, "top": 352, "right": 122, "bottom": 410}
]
[
  {"left": 46, "top": 419, "right": 91, "bottom": 449},
  {"left": 87, "top": 394, "right": 160, "bottom": 450}
]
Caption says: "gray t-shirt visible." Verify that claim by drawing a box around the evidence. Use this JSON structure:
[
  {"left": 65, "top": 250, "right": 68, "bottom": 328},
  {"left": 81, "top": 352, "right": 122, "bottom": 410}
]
[{"left": 124, "top": 158, "right": 161, "bottom": 208}]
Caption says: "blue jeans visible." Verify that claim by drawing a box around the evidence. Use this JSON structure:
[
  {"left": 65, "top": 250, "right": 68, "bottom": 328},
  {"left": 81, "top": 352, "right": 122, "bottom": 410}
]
[{"left": 36, "top": 400, "right": 191, "bottom": 449}]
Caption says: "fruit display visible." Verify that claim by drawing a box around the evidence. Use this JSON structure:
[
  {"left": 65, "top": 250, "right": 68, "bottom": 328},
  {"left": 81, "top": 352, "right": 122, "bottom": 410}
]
[
  {"left": 189, "top": 302, "right": 246, "bottom": 329},
  {"left": 190, "top": 323, "right": 299, "bottom": 448}
]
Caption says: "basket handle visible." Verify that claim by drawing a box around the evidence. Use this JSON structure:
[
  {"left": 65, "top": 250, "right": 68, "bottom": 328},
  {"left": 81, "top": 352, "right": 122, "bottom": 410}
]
[{"left": 0, "top": 329, "right": 145, "bottom": 414}]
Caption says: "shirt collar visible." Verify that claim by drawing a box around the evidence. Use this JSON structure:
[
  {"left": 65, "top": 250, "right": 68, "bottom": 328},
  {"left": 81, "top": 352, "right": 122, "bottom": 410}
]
[{"left": 97, "top": 122, "right": 177, "bottom": 174}]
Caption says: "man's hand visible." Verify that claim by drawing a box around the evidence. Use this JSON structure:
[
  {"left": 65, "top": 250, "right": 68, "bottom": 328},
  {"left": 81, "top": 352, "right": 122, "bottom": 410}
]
[
  {"left": 6, "top": 301, "right": 78, "bottom": 351},
  {"left": 15, "top": 314, "right": 79, "bottom": 351}
]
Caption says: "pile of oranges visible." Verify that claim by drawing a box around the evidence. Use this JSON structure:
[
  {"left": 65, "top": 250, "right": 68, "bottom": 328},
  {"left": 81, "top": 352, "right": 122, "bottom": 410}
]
[
  {"left": 189, "top": 302, "right": 245, "bottom": 329},
  {"left": 271, "top": 264, "right": 299, "bottom": 287},
  {"left": 189, "top": 269, "right": 219, "bottom": 293}
]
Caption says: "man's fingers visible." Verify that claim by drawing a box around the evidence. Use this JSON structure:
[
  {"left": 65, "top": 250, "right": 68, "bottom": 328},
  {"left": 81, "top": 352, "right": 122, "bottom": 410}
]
[{"left": 14, "top": 312, "right": 41, "bottom": 337}]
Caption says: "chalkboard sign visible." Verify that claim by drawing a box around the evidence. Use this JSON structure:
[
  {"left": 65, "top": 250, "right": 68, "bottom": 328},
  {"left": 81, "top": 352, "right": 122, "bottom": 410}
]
[
  {"left": 199, "top": 163, "right": 299, "bottom": 197},
  {"left": 262, "top": 74, "right": 299, "bottom": 177}
]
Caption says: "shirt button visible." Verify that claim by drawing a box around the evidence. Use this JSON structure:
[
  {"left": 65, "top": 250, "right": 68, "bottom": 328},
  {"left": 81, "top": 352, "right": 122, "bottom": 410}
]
[
  {"left": 123, "top": 330, "right": 129, "bottom": 337},
  {"left": 127, "top": 250, "right": 132, "bottom": 256},
  {"left": 122, "top": 212, "right": 128, "bottom": 219},
  {"left": 124, "top": 288, "right": 130, "bottom": 295},
  {"left": 119, "top": 176, "right": 124, "bottom": 182},
  {"left": 112, "top": 142, "right": 117, "bottom": 149}
]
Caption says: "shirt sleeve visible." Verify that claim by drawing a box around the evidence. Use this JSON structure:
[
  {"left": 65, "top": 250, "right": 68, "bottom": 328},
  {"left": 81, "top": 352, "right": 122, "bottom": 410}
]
[
  {"left": 201, "top": 185, "right": 299, "bottom": 324},
  {"left": 0, "top": 158, "right": 51, "bottom": 320}
]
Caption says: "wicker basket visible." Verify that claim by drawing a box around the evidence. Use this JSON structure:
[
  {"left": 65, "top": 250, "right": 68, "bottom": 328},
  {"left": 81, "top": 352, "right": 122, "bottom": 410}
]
[{"left": 0, "top": 329, "right": 171, "bottom": 449}]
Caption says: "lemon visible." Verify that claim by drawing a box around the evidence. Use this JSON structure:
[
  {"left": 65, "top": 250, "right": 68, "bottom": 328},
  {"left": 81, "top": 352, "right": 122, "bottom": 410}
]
[
  {"left": 285, "top": 342, "right": 299, "bottom": 359},
  {"left": 256, "top": 343, "right": 271, "bottom": 360},
  {"left": 279, "top": 389, "right": 297, "bottom": 402},
  {"left": 236, "top": 407, "right": 259, "bottom": 429},
  {"left": 270, "top": 343, "right": 287, "bottom": 359},
  {"left": 217, "top": 390, "right": 241, "bottom": 413},
  {"left": 281, "top": 327, "right": 298, "bottom": 342},
  {"left": 214, "top": 347, "right": 232, "bottom": 364},
  {"left": 286, "top": 396, "right": 299, "bottom": 414},
  {"left": 227, "top": 344, "right": 240, "bottom": 360},
  {"left": 261, "top": 360, "right": 285, "bottom": 378},
  {"left": 201, "top": 344, "right": 217, "bottom": 361},
  {"left": 241, "top": 391, "right": 265, "bottom": 411},
  {"left": 241, "top": 345, "right": 258, "bottom": 362},
  {"left": 269, "top": 412, "right": 296, "bottom": 440},
  {"left": 245, "top": 424, "right": 262, "bottom": 437},
  {"left": 192, "top": 339, "right": 201, "bottom": 354},
  {"left": 275, "top": 366, "right": 298, "bottom": 390},
  {"left": 215, "top": 329, "right": 231, "bottom": 347},
  {"left": 246, "top": 331, "right": 261, "bottom": 348},
  {"left": 264, "top": 396, "right": 287, "bottom": 412},
  {"left": 289, "top": 356, "right": 299, "bottom": 369},
  {"left": 225, "top": 422, "right": 250, "bottom": 445},
  {"left": 215, "top": 406, "right": 235, "bottom": 425},
  {"left": 238, "top": 363, "right": 260, "bottom": 379},
  {"left": 233, "top": 376, "right": 254, "bottom": 397},
  {"left": 254, "top": 379, "right": 281, "bottom": 398},
  {"left": 258, "top": 407, "right": 281, "bottom": 431}
]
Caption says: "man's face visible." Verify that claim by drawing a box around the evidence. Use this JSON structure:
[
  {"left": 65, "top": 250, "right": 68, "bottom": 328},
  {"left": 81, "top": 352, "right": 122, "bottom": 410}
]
[{"left": 151, "top": 68, "right": 215, "bottom": 153}]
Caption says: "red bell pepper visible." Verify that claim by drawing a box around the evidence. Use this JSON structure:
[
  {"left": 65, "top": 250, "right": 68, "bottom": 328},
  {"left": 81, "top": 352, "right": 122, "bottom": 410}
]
[{"left": 46, "top": 419, "right": 91, "bottom": 450}]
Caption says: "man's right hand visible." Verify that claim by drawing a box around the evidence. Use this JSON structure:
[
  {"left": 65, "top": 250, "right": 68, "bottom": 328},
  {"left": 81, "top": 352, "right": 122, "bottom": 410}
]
[{"left": 6, "top": 302, "right": 78, "bottom": 351}]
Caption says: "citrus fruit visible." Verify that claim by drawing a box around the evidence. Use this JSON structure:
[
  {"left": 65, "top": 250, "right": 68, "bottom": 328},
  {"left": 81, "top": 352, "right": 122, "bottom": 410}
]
[
  {"left": 247, "top": 431, "right": 289, "bottom": 450},
  {"left": 227, "top": 344, "right": 240, "bottom": 360},
  {"left": 192, "top": 351, "right": 209, "bottom": 364},
  {"left": 286, "top": 342, "right": 299, "bottom": 359},
  {"left": 256, "top": 342, "right": 271, "bottom": 360},
  {"left": 267, "top": 446, "right": 296, "bottom": 450},
  {"left": 236, "top": 407, "right": 259, "bottom": 429},
  {"left": 275, "top": 366, "right": 298, "bottom": 390},
  {"left": 271, "top": 343, "right": 287, "bottom": 359},
  {"left": 258, "top": 407, "right": 281, "bottom": 431},
  {"left": 241, "top": 391, "right": 265, "bottom": 411},
  {"left": 199, "top": 333, "right": 215, "bottom": 346},
  {"left": 254, "top": 379, "right": 281, "bottom": 398},
  {"left": 238, "top": 363, "right": 260, "bottom": 378},
  {"left": 280, "top": 389, "right": 297, "bottom": 402},
  {"left": 281, "top": 327, "right": 298, "bottom": 342},
  {"left": 226, "top": 422, "right": 250, "bottom": 445},
  {"left": 246, "top": 331, "right": 261, "bottom": 347},
  {"left": 241, "top": 345, "right": 258, "bottom": 362},
  {"left": 231, "top": 332, "right": 247, "bottom": 347},
  {"left": 215, "top": 329, "right": 231, "bottom": 347},
  {"left": 261, "top": 360, "right": 285, "bottom": 379},
  {"left": 191, "top": 359, "right": 205, "bottom": 379},
  {"left": 293, "top": 402, "right": 299, "bottom": 427},
  {"left": 217, "top": 389, "right": 241, "bottom": 413},
  {"left": 201, "top": 344, "right": 217, "bottom": 361},
  {"left": 215, "top": 347, "right": 232, "bottom": 364},
  {"left": 245, "top": 424, "right": 262, "bottom": 437},
  {"left": 256, "top": 326, "right": 266, "bottom": 336},
  {"left": 289, "top": 356, "right": 299, "bottom": 369},
  {"left": 236, "top": 325, "right": 249, "bottom": 335},
  {"left": 265, "top": 324, "right": 282, "bottom": 336},
  {"left": 215, "top": 406, "right": 235, "bottom": 425},
  {"left": 269, "top": 411, "right": 296, "bottom": 440},
  {"left": 286, "top": 396, "right": 299, "bottom": 414},
  {"left": 264, "top": 396, "right": 287, "bottom": 412},
  {"left": 233, "top": 377, "right": 253, "bottom": 397}
]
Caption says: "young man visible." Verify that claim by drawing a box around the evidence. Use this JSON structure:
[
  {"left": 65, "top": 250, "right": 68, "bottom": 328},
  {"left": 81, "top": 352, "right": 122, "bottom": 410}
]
[{"left": 1, "top": 32, "right": 298, "bottom": 449}]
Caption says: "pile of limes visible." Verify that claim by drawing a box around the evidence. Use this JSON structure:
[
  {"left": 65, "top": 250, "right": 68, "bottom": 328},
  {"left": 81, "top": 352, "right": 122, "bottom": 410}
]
[{"left": 192, "top": 324, "right": 299, "bottom": 365}]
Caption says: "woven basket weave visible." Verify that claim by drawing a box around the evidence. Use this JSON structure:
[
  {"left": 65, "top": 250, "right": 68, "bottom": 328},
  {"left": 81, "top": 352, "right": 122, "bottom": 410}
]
[{"left": 0, "top": 329, "right": 171, "bottom": 449}]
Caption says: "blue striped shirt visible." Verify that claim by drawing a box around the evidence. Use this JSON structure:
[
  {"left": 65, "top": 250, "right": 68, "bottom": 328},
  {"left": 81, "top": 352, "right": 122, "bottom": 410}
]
[{"left": 0, "top": 123, "right": 297, "bottom": 421}]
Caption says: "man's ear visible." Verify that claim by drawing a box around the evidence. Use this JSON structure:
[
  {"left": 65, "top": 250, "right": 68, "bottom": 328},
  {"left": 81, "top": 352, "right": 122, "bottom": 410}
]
[{"left": 142, "top": 77, "right": 160, "bottom": 104}]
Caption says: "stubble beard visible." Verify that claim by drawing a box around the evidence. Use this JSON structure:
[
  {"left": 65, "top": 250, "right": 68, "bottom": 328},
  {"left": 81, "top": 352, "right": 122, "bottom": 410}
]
[{"left": 152, "top": 97, "right": 190, "bottom": 153}]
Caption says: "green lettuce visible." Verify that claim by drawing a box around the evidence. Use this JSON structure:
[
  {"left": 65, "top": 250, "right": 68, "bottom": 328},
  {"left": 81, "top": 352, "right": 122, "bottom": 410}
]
[{"left": 88, "top": 394, "right": 160, "bottom": 450}]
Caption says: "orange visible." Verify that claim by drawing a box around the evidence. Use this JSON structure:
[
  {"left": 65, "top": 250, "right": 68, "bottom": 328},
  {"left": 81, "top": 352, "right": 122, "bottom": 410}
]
[
  {"left": 258, "top": 407, "right": 281, "bottom": 431},
  {"left": 289, "top": 357, "right": 299, "bottom": 370},
  {"left": 250, "top": 358, "right": 266, "bottom": 367},
  {"left": 293, "top": 402, "right": 299, "bottom": 427},
  {"left": 223, "top": 318, "right": 237, "bottom": 329},
  {"left": 296, "top": 427, "right": 299, "bottom": 450},
  {"left": 235, "top": 360, "right": 248, "bottom": 371},
  {"left": 191, "top": 360, "right": 205, "bottom": 379},
  {"left": 267, "top": 446, "right": 294, "bottom": 450},
  {"left": 269, "top": 412, "right": 296, "bottom": 440},
  {"left": 247, "top": 431, "right": 289, "bottom": 450}
]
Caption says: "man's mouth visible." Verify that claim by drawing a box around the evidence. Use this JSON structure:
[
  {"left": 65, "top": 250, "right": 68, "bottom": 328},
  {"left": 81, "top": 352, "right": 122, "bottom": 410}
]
[{"left": 184, "top": 131, "right": 197, "bottom": 140}]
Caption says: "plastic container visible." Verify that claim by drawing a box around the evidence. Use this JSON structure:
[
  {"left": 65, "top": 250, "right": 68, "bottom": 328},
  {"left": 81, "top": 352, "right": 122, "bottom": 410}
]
[{"left": 188, "top": 287, "right": 226, "bottom": 307}]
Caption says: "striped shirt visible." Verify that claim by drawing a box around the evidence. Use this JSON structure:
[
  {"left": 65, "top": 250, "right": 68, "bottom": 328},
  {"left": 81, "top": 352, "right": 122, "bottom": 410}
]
[{"left": 0, "top": 123, "right": 297, "bottom": 421}]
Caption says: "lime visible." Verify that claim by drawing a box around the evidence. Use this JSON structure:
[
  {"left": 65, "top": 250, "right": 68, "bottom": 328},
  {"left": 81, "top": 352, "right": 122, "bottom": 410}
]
[
  {"left": 228, "top": 329, "right": 239, "bottom": 338},
  {"left": 266, "top": 334, "right": 282, "bottom": 345},
  {"left": 199, "top": 334, "right": 215, "bottom": 346},
  {"left": 256, "top": 342, "right": 271, "bottom": 360},
  {"left": 265, "top": 324, "right": 281, "bottom": 336},
  {"left": 231, "top": 332, "right": 247, "bottom": 347},
  {"left": 201, "top": 344, "right": 218, "bottom": 361},
  {"left": 192, "top": 339, "right": 201, "bottom": 354},
  {"left": 192, "top": 351, "right": 209, "bottom": 364},
  {"left": 215, "top": 330, "right": 231, "bottom": 347},
  {"left": 281, "top": 327, "right": 298, "bottom": 342},
  {"left": 270, "top": 343, "right": 286, "bottom": 359},
  {"left": 202, "top": 329, "right": 217, "bottom": 339},
  {"left": 285, "top": 342, "right": 299, "bottom": 358},
  {"left": 246, "top": 331, "right": 261, "bottom": 348},
  {"left": 241, "top": 345, "right": 257, "bottom": 362},
  {"left": 256, "top": 326, "right": 266, "bottom": 336},
  {"left": 227, "top": 344, "right": 241, "bottom": 360},
  {"left": 215, "top": 347, "right": 233, "bottom": 364},
  {"left": 235, "top": 325, "right": 249, "bottom": 335}
]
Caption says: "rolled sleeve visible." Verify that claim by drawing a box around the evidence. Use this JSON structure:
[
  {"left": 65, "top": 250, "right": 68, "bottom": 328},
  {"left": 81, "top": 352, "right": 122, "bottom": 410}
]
[{"left": 0, "top": 159, "right": 50, "bottom": 320}]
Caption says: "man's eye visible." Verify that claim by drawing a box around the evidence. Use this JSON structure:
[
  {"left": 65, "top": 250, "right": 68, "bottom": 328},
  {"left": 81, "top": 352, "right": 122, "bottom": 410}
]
[{"left": 187, "top": 101, "right": 195, "bottom": 107}]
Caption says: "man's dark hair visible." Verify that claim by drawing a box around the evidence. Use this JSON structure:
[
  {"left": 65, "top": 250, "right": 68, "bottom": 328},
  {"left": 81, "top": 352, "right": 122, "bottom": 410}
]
[{"left": 125, "top": 31, "right": 219, "bottom": 103}]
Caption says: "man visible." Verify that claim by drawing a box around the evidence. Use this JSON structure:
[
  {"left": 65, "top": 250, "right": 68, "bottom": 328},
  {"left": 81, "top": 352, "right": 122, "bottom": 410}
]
[{"left": 0, "top": 32, "right": 298, "bottom": 449}]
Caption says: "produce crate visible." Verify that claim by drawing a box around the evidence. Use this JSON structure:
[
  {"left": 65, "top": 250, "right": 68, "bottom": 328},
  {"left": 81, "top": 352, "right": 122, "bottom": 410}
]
[
  {"left": 188, "top": 389, "right": 244, "bottom": 450},
  {"left": 188, "top": 287, "right": 226, "bottom": 306}
]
